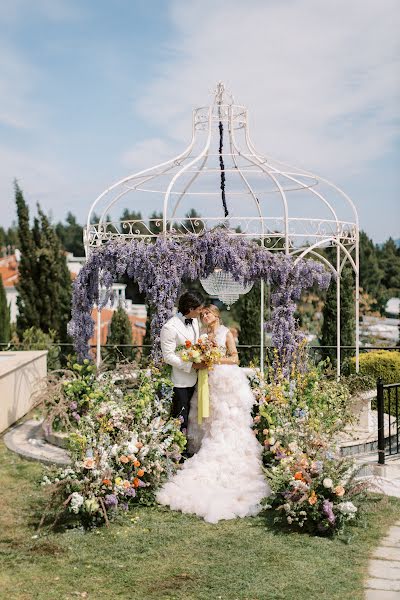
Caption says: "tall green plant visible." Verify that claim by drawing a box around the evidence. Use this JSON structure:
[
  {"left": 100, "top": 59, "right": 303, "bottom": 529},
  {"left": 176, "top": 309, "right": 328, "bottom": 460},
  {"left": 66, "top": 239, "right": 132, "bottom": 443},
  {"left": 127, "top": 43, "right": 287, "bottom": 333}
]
[
  {"left": 321, "top": 262, "right": 355, "bottom": 364},
  {"left": 15, "top": 184, "right": 71, "bottom": 343},
  {"left": 106, "top": 304, "right": 133, "bottom": 366},
  {"left": 0, "top": 277, "right": 11, "bottom": 343}
]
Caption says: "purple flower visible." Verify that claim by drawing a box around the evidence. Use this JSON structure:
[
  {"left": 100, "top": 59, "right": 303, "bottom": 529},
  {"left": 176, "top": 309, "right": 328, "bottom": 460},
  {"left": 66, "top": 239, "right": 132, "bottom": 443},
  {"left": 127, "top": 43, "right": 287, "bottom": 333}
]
[
  {"left": 67, "top": 229, "right": 330, "bottom": 373},
  {"left": 104, "top": 494, "right": 118, "bottom": 508},
  {"left": 69, "top": 401, "right": 78, "bottom": 411},
  {"left": 72, "top": 412, "right": 81, "bottom": 422},
  {"left": 124, "top": 487, "right": 137, "bottom": 497},
  {"left": 322, "top": 499, "right": 336, "bottom": 525}
]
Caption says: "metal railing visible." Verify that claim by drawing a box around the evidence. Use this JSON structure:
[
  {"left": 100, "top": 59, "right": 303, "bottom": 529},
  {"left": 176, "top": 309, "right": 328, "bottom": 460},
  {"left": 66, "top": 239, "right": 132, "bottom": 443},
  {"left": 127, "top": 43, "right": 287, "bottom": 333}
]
[{"left": 377, "top": 378, "right": 400, "bottom": 465}]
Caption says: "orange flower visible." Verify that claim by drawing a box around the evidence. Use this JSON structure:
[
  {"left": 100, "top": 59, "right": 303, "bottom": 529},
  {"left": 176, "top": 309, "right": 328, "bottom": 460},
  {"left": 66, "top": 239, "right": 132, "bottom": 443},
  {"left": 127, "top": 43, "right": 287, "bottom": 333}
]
[
  {"left": 137, "top": 469, "right": 145, "bottom": 477},
  {"left": 119, "top": 455, "right": 129, "bottom": 464},
  {"left": 334, "top": 485, "right": 345, "bottom": 497},
  {"left": 123, "top": 480, "right": 131, "bottom": 489},
  {"left": 133, "top": 460, "right": 141, "bottom": 467},
  {"left": 294, "top": 472, "right": 304, "bottom": 481},
  {"left": 185, "top": 340, "right": 192, "bottom": 348},
  {"left": 102, "top": 478, "right": 112, "bottom": 486},
  {"left": 308, "top": 491, "right": 317, "bottom": 505},
  {"left": 133, "top": 477, "right": 140, "bottom": 488},
  {"left": 83, "top": 457, "right": 95, "bottom": 469},
  {"left": 136, "top": 442, "right": 143, "bottom": 449}
]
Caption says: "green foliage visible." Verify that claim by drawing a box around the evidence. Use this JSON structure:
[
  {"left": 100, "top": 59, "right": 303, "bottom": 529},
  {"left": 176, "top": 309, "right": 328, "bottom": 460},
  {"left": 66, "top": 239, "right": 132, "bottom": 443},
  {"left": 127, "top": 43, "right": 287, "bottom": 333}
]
[
  {"left": 359, "top": 231, "right": 383, "bottom": 299},
  {"left": 378, "top": 238, "right": 400, "bottom": 291},
  {"left": 15, "top": 326, "right": 61, "bottom": 370},
  {"left": 15, "top": 184, "right": 72, "bottom": 343},
  {"left": 320, "top": 262, "right": 355, "bottom": 364},
  {"left": 340, "top": 373, "right": 376, "bottom": 395},
  {"left": 0, "top": 277, "right": 10, "bottom": 343},
  {"left": 105, "top": 304, "right": 133, "bottom": 367},
  {"left": 235, "top": 281, "right": 265, "bottom": 366},
  {"left": 349, "top": 350, "right": 400, "bottom": 384},
  {"left": 55, "top": 212, "right": 84, "bottom": 256}
]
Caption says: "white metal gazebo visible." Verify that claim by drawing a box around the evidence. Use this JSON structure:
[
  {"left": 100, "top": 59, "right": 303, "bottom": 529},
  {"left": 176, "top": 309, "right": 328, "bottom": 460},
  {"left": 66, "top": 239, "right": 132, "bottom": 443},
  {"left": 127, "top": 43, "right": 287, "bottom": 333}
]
[{"left": 85, "top": 83, "right": 359, "bottom": 375}]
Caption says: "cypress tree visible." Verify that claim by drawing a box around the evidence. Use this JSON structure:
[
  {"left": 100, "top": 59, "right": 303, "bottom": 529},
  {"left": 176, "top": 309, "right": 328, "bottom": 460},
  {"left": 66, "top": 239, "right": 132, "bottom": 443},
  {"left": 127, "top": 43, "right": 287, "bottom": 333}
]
[
  {"left": 106, "top": 304, "right": 133, "bottom": 366},
  {"left": 15, "top": 182, "right": 40, "bottom": 336},
  {"left": 15, "top": 183, "right": 71, "bottom": 342},
  {"left": 35, "top": 206, "right": 72, "bottom": 342},
  {"left": 236, "top": 282, "right": 265, "bottom": 366},
  {"left": 321, "top": 262, "right": 355, "bottom": 364},
  {"left": 0, "top": 277, "right": 11, "bottom": 343}
]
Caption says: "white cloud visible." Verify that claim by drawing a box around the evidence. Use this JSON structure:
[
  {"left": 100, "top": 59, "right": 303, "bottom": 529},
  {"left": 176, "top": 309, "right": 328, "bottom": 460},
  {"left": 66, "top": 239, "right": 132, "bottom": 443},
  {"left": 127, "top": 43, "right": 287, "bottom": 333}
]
[
  {"left": 133, "top": 0, "right": 400, "bottom": 176},
  {"left": 121, "top": 137, "right": 180, "bottom": 172}
]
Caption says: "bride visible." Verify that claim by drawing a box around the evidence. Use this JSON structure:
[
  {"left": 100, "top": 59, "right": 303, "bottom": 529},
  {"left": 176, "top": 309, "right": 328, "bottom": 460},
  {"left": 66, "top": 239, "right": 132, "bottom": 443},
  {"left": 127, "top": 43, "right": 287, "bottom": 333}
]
[{"left": 156, "top": 304, "right": 270, "bottom": 524}]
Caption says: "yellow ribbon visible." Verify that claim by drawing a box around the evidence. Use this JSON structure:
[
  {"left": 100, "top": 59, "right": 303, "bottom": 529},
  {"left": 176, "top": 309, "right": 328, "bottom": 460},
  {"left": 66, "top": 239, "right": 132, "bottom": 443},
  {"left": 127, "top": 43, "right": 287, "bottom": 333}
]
[{"left": 197, "top": 369, "right": 210, "bottom": 424}]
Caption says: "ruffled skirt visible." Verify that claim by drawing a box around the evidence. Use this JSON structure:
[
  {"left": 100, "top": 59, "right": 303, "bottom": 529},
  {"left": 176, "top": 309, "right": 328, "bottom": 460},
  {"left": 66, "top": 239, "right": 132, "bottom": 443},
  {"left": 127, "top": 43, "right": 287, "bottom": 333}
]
[{"left": 156, "top": 365, "right": 270, "bottom": 524}]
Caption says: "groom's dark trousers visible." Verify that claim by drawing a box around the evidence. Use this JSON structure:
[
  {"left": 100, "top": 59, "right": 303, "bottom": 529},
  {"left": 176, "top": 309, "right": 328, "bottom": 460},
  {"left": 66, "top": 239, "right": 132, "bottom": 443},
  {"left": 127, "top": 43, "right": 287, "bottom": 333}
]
[{"left": 172, "top": 385, "right": 196, "bottom": 432}]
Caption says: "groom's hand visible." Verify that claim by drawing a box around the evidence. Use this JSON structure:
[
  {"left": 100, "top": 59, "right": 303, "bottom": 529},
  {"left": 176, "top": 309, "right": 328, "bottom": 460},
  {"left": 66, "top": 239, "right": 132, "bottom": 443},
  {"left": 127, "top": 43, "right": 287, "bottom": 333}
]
[{"left": 193, "top": 362, "right": 207, "bottom": 370}]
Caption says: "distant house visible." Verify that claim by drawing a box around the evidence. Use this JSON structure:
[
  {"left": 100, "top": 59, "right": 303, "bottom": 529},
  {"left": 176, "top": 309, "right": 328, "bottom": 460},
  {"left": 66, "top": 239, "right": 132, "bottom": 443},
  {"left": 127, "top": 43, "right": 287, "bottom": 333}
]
[{"left": 0, "top": 251, "right": 147, "bottom": 348}]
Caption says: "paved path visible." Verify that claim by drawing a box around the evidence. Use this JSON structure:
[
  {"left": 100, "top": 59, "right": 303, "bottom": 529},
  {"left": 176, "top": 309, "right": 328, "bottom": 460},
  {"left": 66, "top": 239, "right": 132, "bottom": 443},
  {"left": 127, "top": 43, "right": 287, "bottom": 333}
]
[
  {"left": 365, "top": 522, "right": 400, "bottom": 599},
  {"left": 3, "top": 419, "right": 70, "bottom": 465}
]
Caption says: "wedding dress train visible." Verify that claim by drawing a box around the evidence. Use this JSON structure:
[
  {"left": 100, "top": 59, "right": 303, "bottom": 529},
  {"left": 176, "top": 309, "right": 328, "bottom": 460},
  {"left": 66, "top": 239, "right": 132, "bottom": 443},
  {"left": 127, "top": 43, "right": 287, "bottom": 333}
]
[{"left": 156, "top": 326, "right": 270, "bottom": 524}]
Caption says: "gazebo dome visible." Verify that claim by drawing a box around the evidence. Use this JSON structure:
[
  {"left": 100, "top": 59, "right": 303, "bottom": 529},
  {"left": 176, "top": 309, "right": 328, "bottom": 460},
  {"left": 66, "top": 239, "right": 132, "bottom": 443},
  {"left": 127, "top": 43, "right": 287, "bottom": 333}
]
[{"left": 86, "top": 82, "right": 358, "bottom": 265}]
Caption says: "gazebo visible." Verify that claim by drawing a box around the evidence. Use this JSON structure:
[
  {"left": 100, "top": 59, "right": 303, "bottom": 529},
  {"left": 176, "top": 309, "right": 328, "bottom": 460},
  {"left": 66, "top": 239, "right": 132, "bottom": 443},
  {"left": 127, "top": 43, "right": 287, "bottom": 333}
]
[{"left": 82, "top": 83, "right": 359, "bottom": 375}]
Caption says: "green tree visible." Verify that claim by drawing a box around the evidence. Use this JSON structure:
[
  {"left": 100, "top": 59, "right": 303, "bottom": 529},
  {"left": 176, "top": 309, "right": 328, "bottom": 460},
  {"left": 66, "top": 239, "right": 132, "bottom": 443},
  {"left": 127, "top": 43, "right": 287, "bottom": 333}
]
[
  {"left": 15, "top": 182, "right": 41, "bottom": 335},
  {"left": 320, "top": 262, "right": 355, "bottom": 364},
  {"left": 106, "top": 304, "right": 133, "bottom": 366},
  {"left": 0, "top": 277, "right": 11, "bottom": 343},
  {"left": 378, "top": 238, "right": 400, "bottom": 290},
  {"left": 56, "top": 212, "right": 84, "bottom": 256},
  {"left": 35, "top": 207, "right": 72, "bottom": 342},
  {"left": 359, "top": 231, "right": 383, "bottom": 299},
  {"left": 235, "top": 282, "right": 266, "bottom": 366},
  {"left": 15, "top": 184, "right": 71, "bottom": 342}
]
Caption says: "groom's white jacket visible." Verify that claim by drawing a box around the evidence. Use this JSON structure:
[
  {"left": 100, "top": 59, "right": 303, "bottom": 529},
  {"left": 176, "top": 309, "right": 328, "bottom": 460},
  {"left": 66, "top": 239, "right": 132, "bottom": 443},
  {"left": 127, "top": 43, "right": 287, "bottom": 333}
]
[{"left": 160, "top": 314, "right": 200, "bottom": 388}]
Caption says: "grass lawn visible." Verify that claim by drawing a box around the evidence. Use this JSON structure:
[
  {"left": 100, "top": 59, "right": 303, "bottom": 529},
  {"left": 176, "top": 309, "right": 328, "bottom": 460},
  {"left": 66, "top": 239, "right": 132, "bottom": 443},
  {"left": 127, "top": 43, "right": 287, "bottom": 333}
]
[{"left": 1, "top": 439, "right": 399, "bottom": 600}]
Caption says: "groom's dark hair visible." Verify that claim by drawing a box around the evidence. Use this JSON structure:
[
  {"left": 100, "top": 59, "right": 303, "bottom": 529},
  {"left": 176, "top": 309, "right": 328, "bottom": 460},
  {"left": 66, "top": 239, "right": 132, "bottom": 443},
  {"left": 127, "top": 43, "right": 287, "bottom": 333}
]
[{"left": 178, "top": 290, "right": 204, "bottom": 316}]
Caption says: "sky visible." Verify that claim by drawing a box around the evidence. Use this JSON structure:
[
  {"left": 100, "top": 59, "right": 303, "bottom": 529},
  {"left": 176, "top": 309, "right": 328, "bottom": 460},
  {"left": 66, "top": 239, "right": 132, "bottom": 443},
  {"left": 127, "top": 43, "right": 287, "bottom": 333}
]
[{"left": 0, "top": 0, "right": 399, "bottom": 243}]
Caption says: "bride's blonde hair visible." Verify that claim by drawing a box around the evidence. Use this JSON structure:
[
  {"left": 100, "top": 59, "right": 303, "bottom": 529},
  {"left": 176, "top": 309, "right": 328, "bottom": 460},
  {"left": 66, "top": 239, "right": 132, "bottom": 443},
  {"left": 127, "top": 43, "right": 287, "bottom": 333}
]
[{"left": 201, "top": 304, "right": 222, "bottom": 328}]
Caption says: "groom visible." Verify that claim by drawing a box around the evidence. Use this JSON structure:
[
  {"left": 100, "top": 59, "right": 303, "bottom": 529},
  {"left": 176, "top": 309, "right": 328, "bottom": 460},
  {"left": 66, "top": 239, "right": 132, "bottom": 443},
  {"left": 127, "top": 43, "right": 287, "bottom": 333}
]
[{"left": 160, "top": 290, "right": 205, "bottom": 440}]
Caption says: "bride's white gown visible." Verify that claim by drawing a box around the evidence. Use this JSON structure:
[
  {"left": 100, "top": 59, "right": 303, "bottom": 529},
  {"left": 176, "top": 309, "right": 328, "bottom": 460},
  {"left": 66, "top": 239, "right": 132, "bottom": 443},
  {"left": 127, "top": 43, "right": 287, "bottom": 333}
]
[{"left": 156, "top": 325, "right": 270, "bottom": 524}]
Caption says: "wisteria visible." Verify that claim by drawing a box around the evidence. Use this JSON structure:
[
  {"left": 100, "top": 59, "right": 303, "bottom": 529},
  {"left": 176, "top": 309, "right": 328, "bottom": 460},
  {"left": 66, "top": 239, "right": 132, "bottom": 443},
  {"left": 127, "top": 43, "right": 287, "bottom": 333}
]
[{"left": 68, "top": 229, "right": 331, "bottom": 372}]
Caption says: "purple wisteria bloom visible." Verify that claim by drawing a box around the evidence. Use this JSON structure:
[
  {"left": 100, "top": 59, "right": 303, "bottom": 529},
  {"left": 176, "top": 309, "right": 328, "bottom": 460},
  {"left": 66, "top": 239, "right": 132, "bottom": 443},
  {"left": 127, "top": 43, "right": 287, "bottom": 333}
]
[{"left": 67, "top": 229, "right": 331, "bottom": 374}]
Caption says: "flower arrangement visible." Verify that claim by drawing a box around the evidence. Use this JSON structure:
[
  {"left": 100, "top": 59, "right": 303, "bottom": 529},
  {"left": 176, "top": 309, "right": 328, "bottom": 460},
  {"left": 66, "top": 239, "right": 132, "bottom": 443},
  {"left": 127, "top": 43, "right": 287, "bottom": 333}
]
[
  {"left": 262, "top": 440, "right": 366, "bottom": 535},
  {"left": 178, "top": 334, "right": 224, "bottom": 367},
  {"left": 40, "top": 364, "right": 186, "bottom": 529},
  {"left": 250, "top": 357, "right": 366, "bottom": 535}
]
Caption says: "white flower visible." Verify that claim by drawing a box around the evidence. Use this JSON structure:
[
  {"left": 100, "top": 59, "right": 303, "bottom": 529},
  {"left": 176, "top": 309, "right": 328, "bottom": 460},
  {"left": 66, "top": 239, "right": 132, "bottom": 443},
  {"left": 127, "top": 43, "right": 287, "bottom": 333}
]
[
  {"left": 126, "top": 435, "right": 139, "bottom": 454},
  {"left": 199, "top": 334, "right": 208, "bottom": 341},
  {"left": 323, "top": 478, "right": 333, "bottom": 489},
  {"left": 283, "top": 503, "right": 291, "bottom": 512},
  {"left": 70, "top": 492, "right": 84, "bottom": 514},
  {"left": 337, "top": 501, "right": 358, "bottom": 518},
  {"left": 287, "top": 516, "right": 293, "bottom": 524}
]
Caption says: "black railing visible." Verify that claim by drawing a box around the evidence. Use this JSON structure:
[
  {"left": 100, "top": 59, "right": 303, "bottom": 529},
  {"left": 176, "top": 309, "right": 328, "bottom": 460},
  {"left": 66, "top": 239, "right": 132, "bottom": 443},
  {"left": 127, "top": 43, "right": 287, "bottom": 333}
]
[{"left": 377, "top": 378, "right": 400, "bottom": 465}]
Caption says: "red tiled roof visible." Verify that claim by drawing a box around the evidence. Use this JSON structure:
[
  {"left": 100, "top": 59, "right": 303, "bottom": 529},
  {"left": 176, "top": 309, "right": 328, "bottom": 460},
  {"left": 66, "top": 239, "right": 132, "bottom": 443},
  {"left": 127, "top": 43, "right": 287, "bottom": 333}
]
[{"left": 0, "top": 256, "right": 18, "bottom": 287}]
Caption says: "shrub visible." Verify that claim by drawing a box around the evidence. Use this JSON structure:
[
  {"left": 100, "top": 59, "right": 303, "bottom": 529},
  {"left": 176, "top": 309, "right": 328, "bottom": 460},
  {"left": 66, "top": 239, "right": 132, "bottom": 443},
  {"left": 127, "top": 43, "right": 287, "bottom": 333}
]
[
  {"left": 350, "top": 350, "right": 400, "bottom": 385},
  {"left": 12, "top": 326, "right": 61, "bottom": 370}
]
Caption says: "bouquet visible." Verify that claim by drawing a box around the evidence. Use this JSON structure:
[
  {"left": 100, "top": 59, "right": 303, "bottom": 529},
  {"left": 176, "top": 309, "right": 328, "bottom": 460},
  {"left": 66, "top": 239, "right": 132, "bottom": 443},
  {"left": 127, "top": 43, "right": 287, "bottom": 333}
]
[
  {"left": 178, "top": 334, "right": 224, "bottom": 368},
  {"left": 177, "top": 334, "right": 224, "bottom": 424}
]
